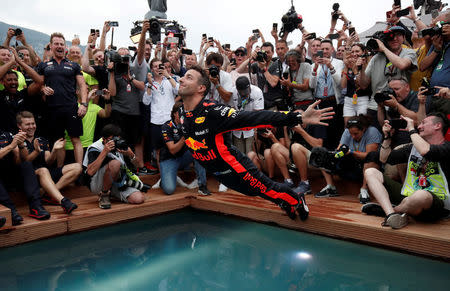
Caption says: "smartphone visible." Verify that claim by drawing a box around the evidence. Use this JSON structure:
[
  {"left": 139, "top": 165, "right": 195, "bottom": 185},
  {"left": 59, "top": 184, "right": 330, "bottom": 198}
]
[
  {"left": 230, "top": 58, "right": 236, "bottom": 66},
  {"left": 96, "top": 29, "right": 100, "bottom": 37},
  {"left": 394, "top": 0, "right": 401, "bottom": 7},
  {"left": 396, "top": 8, "right": 409, "bottom": 17},
  {"left": 90, "top": 29, "right": 95, "bottom": 34},
  {"left": 109, "top": 21, "right": 119, "bottom": 27},
  {"left": 158, "top": 64, "right": 165, "bottom": 70},
  {"left": 252, "top": 29, "right": 260, "bottom": 39},
  {"left": 95, "top": 89, "right": 103, "bottom": 96},
  {"left": 273, "top": 23, "right": 278, "bottom": 30},
  {"left": 329, "top": 33, "right": 339, "bottom": 40},
  {"left": 202, "top": 34, "right": 207, "bottom": 39},
  {"left": 224, "top": 43, "right": 230, "bottom": 49},
  {"left": 388, "top": 119, "right": 407, "bottom": 129},
  {"left": 348, "top": 27, "right": 356, "bottom": 36},
  {"left": 282, "top": 72, "right": 289, "bottom": 79},
  {"left": 305, "top": 32, "right": 316, "bottom": 40},
  {"left": 208, "top": 37, "right": 214, "bottom": 42},
  {"left": 89, "top": 59, "right": 95, "bottom": 66},
  {"left": 128, "top": 46, "right": 137, "bottom": 51},
  {"left": 181, "top": 48, "right": 193, "bottom": 55},
  {"left": 316, "top": 50, "right": 324, "bottom": 58}
]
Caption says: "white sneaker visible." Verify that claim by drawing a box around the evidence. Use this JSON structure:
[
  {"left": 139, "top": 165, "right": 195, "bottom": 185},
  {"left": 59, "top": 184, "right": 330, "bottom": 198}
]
[
  {"left": 359, "top": 188, "right": 370, "bottom": 204},
  {"left": 218, "top": 183, "right": 228, "bottom": 192},
  {"left": 152, "top": 179, "right": 161, "bottom": 189},
  {"left": 187, "top": 179, "right": 199, "bottom": 189},
  {"left": 177, "top": 176, "right": 188, "bottom": 187}
]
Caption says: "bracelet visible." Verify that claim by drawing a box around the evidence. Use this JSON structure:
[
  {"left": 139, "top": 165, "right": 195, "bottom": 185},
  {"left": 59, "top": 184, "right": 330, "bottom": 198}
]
[
  {"left": 409, "top": 129, "right": 419, "bottom": 135},
  {"left": 215, "top": 84, "right": 221, "bottom": 89}
]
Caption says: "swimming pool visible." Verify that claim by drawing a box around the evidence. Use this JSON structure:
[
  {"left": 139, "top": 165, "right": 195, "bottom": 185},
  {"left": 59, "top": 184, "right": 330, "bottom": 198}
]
[{"left": 0, "top": 210, "right": 449, "bottom": 290}]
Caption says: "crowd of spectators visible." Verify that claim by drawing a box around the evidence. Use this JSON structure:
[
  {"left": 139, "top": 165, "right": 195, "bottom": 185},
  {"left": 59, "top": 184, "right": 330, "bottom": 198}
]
[{"left": 0, "top": 2, "right": 449, "bottom": 230}]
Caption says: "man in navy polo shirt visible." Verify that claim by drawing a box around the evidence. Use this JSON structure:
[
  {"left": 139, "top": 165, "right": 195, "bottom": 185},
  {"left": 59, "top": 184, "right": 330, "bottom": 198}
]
[{"left": 36, "top": 32, "right": 88, "bottom": 165}]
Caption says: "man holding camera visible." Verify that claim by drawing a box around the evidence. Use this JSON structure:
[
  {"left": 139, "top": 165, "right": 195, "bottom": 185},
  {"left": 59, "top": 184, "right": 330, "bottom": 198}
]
[
  {"left": 358, "top": 26, "right": 417, "bottom": 122},
  {"left": 108, "top": 47, "right": 146, "bottom": 169},
  {"left": 205, "top": 52, "right": 233, "bottom": 105},
  {"left": 364, "top": 114, "right": 450, "bottom": 229},
  {"left": 83, "top": 124, "right": 145, "bottom": 209},
  {"left": 36, "top": 33, "right": 88, "bottom": 165}
]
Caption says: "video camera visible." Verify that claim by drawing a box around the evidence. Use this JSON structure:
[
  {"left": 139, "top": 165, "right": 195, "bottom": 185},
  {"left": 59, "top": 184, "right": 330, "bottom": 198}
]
[
  {"left": 279, "top": 2, "right": 303, "bottom": 38},
  {"left": 366, "top": 30, "right": 394, "bottom": 52},
  {"left": 130, "top": 18, "right": 186, "bottom": 46},
  {"left": 14, "top": 28, "right": 22, "bottom": 36},
  {"left": 104, "top": 50, "right": 130, "bottom": 76},
  {"left": 374, "top": 88, "right": 396, "bottom": 103}
]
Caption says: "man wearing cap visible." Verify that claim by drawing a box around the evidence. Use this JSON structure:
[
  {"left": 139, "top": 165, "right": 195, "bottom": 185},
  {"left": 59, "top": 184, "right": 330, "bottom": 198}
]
[
  {"left": 358, "top": 26, "right": 418, "bottom": 124},
  {"left": 230, "top": 76, "right": 264, "bottom": 154}
]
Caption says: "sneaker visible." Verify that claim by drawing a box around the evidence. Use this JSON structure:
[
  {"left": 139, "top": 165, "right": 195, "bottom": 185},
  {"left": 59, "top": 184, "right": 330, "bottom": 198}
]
[
  {"left": 314, "top": 186, "right": 339, "bottom": 198},
  {"left": 218, "top": 183, "right": 228, "bottom": 192},
  {"left": 61, "top": 198, "right": 78, "bottom": 214},
  {"left": 296, "top": 193, "right": 309, "bottom": 221},
  {"left": 152, "top": 179, "right": 161, "bottom": 189},
  {"left": 294, "top": 181, "right": 312, "bottom": 195},
  {"left": 29, "top": 205, "right": 51, "bottom": 220},
  {"left": 98, "top": 191, "right": 111, "bottom": 209},
  {"left": 361, "top": 203, "right": 386, "bottom": 217},
  {"left": 198, "top": 185, "right": 211, "bottom": 196},
  {"left": 137, "top": 167, "right": 150, "bottom": 176},
  {"left": 177, "top": 176, "right": 188, "bottom": 187},
  {"left": 0, "top": 216, "right": 6, "bottom": 228},
  {"left": 144, "top": 162, "right": 159, "bottom": 174},
  {"left": 359, "top": 188, "right": 370, "bottom": 204},
  {"left": 11, "top": 210, "right": 23, "bottom": 226},
  {"left": 382, "top": 213, "right": 408, "bottom": 229},
  {"left": 283, "top": 179, "right": 295, "bottom": 188},
  {"left": 41, "top": 194, "right": 61, "bottom": 206},
  {"left": 187, "top": 179, "right": 199, "bottom": 189},
  {"left": 279, "top": 200, "right": 297, "bottom": 220}
]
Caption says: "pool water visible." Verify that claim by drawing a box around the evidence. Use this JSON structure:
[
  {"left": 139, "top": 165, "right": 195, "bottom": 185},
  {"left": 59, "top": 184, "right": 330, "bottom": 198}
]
[{"left": 0, "top": 210, "right": 449, "bottom": 291}]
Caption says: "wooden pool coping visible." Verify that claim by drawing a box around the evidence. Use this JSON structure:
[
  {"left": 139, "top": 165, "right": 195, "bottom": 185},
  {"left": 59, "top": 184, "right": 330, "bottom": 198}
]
[{"left": 1, "top": 176, "right": 449, "bottom": 261}]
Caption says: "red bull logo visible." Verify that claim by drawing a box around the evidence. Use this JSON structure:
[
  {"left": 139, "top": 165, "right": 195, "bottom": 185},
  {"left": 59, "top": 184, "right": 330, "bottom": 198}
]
[{"left": 185, "top": 137, "right": 208, "bottom": 151}]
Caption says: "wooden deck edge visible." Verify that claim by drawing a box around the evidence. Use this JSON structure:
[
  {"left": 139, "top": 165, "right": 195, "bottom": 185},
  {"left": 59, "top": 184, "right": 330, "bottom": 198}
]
[
  {"left": 190, "top": 196, "right": 450, "bottom": 260},
  {"left": 0, "top": 204, "right": 12, "bottom": 228},
  {"left": 1, "top": 192, "right": 450, "bottom": 261}
]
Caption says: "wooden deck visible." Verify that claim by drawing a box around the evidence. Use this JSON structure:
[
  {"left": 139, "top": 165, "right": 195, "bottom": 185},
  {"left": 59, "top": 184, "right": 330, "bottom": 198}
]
[{"left": 1, "top": 173, "right": 450, "bottom": 261}]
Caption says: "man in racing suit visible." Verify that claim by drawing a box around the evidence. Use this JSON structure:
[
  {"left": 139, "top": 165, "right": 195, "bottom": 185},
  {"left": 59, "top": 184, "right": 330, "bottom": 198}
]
[{"left": 178, "top": 66, "right": 334, "bottom": 220}]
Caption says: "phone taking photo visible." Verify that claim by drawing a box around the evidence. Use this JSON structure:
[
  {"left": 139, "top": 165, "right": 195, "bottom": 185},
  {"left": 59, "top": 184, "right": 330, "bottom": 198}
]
[{"left": 316, "top": 50, "right": 323, "bottom": 58}]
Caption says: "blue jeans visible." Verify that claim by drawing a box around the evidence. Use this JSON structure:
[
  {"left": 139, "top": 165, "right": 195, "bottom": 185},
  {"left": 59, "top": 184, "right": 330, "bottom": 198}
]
[{"left": 159, "top": 151, "right": 206, "bottom": 195}]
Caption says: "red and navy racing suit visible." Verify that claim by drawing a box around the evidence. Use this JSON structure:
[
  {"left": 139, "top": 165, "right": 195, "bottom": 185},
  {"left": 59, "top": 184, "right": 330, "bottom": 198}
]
[{"left": 180, "top": 99, "right": 309, "bottom": 220}]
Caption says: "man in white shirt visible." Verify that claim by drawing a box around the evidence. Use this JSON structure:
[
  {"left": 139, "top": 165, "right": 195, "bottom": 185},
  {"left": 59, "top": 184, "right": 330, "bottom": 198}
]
[
  {"left": 142, "top": 59, "right": 179, "bottom": 161},
  {"left": 205, "top": 53, "right": 233, "bottom": 105},
  {"left": 230, "top": 77, "right": 264, "bottom": 154}
]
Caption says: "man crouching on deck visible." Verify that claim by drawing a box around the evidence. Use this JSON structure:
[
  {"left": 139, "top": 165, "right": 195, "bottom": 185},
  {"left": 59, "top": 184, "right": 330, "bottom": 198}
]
[{"left": 177, "top": 65, "right": 334, "bottom": 220}]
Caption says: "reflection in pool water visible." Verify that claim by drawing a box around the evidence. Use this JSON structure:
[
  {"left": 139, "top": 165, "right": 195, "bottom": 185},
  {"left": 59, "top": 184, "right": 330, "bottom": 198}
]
[{"left": 0, "top": 210, "right": 449, "bottom": 290}]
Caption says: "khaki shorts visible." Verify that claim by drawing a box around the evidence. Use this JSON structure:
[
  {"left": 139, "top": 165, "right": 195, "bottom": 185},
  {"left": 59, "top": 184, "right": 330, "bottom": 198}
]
[{"left": 90, "top": 165, "right": 139, "bottom": 203}]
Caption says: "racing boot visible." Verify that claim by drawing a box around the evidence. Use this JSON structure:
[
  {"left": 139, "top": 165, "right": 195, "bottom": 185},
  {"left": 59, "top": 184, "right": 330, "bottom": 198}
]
[
  {"left": 278, "top": 200, "right": 298, "bottom": 220},
  {"left": 296, "top": 193, "right": 309, "bottom": 221}
]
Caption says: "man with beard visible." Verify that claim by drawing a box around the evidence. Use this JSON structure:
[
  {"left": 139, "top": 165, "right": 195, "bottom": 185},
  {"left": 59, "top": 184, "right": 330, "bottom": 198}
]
[{"left": 177, "top": 65, "right": 334, "bottom": 221}]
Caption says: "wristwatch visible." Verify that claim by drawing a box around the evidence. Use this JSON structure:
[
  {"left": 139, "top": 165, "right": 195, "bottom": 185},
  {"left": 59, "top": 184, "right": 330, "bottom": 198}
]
[
  {"left": 81, "top": 102, "right": 89, "bottom": 107},
  {"left": 215, "top": 84, "right": 221, "bottom": 89},
  {"left": 167, "top": 76, "right": 172, "bottom": 80},
  {"left": 409, "top": 129, "right": 419, "bottom": 135}
]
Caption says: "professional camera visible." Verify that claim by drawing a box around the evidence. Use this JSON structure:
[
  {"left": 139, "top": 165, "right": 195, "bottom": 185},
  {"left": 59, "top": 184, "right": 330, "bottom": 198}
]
[
  {"left": 421, "top": 77, "right": 440, "bottom": 96},
  {"left": 309, "top": 146, "right": 349, "bottom": 173},
  {"left": 419, "top": 21, "right": 449, "bottom": 38},
  {"left": 279, "top": 4, "right": 303, "bottom": 38},
  {"left": 14, "top": 28, "right": 22, "bottom": 36},
  {"left": 208, "top": 65, "right": 220, "bottom": 78},
  {"left": 112, "top": 136, "right": 128, "bottom": 151},
  {"left": 256, "top": 51, "right": 268, "bottom": 62},
  {"left": 414, "top": 0, "right": 447, "bottom": 14},
  {"left": 374, "top": 88, "right": 396, "bottom": 103},
  {"left": 105, "top": 50, "right": 130, "bottom": 75},
  {"left": 331, "top": 3, "right": 340, "bottom": 20},
  {"left": 123, "top": 178, "right": 151, "bottom": 192},
  {"left": 366, "top": 30, "right": 394, "bottom": 51}
]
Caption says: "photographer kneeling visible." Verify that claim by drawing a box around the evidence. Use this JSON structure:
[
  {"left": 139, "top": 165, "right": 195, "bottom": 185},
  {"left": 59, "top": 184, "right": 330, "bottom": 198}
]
[
  {"left": 83, "top": 124, "right": 146, "bottom": 209},
  {"left": 364, "top": 114, "right": 450, "bottom": 229}
]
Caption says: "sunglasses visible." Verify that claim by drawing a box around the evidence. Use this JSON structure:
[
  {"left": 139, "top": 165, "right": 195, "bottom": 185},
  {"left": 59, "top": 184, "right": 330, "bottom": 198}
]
[{"left": 235, "top": 52, "right": 246, "bottom": 57}]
